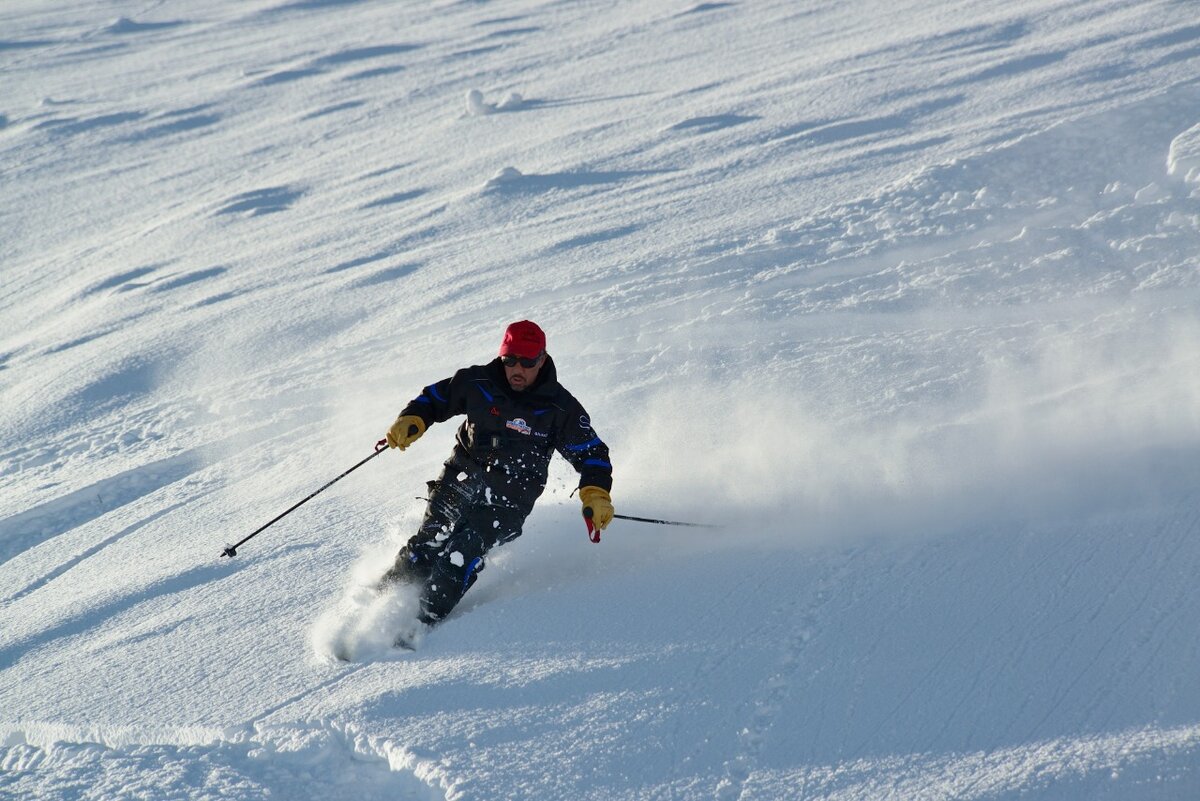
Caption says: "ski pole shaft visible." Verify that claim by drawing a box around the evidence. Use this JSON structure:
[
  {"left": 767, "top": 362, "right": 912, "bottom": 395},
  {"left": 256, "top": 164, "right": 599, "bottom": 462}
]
[
  {"left": 583, "top": 508, "right": 718, "bottom": 529},
  {"left": 221, "top": 439, "right": 389, "bottom": 558},
  {"left": 612, "top": 512, "right": 718, "bottom": 528}
]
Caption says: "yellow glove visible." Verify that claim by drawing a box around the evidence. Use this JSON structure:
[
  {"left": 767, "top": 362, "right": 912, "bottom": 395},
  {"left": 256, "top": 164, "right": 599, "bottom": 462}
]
[
  {"left": 579, "top": 486, "right": 614, "bottom": 532},
  {"left": 386, "top": 415, "right": 426, "bottom": 450}
]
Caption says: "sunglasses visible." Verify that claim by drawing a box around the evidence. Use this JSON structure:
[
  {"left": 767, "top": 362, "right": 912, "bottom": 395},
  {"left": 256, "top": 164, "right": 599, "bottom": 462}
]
[{"left": 501, "top": 352, "right": 543, "bottom": 368}]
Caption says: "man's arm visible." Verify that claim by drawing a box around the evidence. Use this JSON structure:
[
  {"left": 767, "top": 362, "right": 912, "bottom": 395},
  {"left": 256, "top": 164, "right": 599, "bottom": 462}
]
[
  {"left": 399, "top": 369, "right": 473, "bottom": 429},
  {"left": 386, "top": 368, "right": 473, "bottom": 450},
  {"left": 555, "top": 402, "right": 612, "bottom": 492}
]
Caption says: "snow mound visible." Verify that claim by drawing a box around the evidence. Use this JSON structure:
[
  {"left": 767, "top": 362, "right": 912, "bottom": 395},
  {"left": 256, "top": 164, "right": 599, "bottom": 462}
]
[
  {"left": 104, "top": 17, "right": 142, "bottom": 33},
  {"left": 482, "top": 165, "right": 524, "bottom": 190},
  {"left": 1167, "top": 122, "right": 1200, "bottom": 183},
  {"left": 1134, "top": 181, "right": 1169, "bottom": 204},
  {"left": 102, "top": 17, "right": 175, "bottom": 34}
]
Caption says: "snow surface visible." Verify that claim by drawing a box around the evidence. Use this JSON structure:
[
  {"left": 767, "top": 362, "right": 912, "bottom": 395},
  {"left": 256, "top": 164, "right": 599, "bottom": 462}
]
[{"left": 3, "top": 0, "right": 1200, "bottom": 799}]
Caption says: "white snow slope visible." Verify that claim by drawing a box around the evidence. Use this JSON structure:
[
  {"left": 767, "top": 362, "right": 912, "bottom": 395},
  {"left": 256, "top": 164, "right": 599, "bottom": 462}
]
[{"left": 3, "top": 0, "right": 1200, "bottom": 799}]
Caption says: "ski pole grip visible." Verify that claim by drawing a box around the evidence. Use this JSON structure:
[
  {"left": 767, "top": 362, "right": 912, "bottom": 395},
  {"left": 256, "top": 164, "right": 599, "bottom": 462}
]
[{"left": 582, "top": 507, "right": 600, "bottom": 543}]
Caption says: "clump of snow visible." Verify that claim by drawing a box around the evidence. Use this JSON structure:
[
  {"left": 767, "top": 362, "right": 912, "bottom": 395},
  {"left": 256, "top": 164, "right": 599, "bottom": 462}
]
[
  {"left": 497, "top": 92, "right": 524, "bottom": 111},
  {"left": 1167, "top": 122, "right": 1200, "bottom": 184},
  {"left": 465, "top": 88, "right": 525, "bottom": 116},
  {"left": 483, "top": 165, "right": 523, "bottom": 190},
  {"left": 465, "top": 88, "right": 490, "bottom": 115}
]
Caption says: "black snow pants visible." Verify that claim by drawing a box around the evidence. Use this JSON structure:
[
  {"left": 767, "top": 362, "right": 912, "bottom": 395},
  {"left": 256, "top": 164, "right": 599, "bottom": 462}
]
[{"left": 381, "top": 463, "right": 530, "bottom": 625}]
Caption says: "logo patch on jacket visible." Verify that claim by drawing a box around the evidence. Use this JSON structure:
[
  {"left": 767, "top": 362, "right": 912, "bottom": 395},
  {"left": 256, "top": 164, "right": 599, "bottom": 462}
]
[
  {"left": 506, "top": 418, "right": 532, "bottom": 435},
  {"left": 490, "top": 406, "right": 500, "bottom": 416}
]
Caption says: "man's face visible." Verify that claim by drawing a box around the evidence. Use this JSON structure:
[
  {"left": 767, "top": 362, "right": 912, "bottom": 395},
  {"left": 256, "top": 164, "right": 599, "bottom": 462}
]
[{"left": 503, "top": 352, "right": 545, "bottom": 392}]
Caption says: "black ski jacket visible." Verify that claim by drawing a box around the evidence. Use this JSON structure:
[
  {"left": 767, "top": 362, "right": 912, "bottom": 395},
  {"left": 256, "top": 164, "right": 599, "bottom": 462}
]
[{"left": 399, "top": 355, "right": 612, "bottom": 513}]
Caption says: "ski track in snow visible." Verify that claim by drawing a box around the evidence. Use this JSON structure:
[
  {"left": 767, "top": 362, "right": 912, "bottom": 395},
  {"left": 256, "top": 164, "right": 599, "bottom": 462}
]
[
  {"left": 3, "top": 0, "right": 1200, "bottom": 799},
  {"left": 712, "top": 549, "right": 860, "bottom": 801}
]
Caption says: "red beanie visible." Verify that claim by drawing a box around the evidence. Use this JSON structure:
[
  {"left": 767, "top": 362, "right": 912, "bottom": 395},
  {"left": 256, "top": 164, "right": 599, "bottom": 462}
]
[{"left": 499, "top": 320, "right": 546, "bottom": 359}]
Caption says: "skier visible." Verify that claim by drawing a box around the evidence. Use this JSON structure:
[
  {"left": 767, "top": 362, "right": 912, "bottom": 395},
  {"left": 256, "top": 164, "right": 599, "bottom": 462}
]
[{"left": 378, "top": 320, "right": 614, "bottom": 629}]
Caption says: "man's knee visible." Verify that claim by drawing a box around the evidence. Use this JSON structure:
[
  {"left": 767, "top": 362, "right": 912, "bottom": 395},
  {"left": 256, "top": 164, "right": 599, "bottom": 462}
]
[
  {"left": 463, "top": 504, "right": 528, "bottom": 548},
  {"left": 420, "top": 553, "right": 485, "bottom": 623}
]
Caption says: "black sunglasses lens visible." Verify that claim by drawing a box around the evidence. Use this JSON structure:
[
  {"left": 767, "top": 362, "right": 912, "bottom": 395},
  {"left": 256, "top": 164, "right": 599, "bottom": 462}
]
[{"left": 502, "top": 354, "right": 540, "bottom": 368}]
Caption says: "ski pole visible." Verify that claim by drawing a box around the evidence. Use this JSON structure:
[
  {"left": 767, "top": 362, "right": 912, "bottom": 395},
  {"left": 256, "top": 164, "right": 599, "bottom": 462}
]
[{"left": 221, "top": 438, "right": 389, "bottom": 558}]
